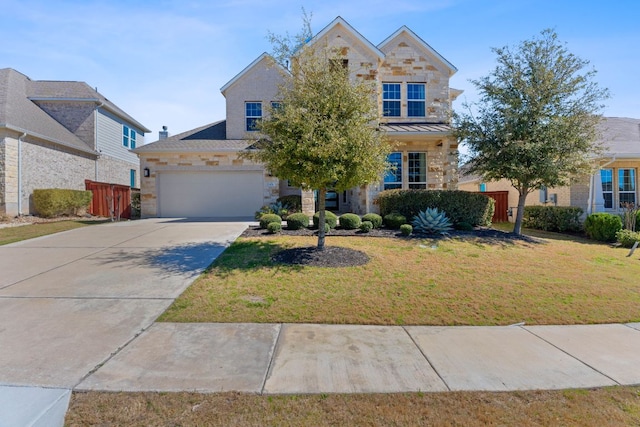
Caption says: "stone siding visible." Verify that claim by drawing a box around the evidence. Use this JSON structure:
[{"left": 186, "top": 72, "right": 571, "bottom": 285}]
[
  {"left": 139, "top": 151, "right": 277, "bottom": 218},
  {"left": 378, "top": 33, "right": 452, "bottom": 123}
]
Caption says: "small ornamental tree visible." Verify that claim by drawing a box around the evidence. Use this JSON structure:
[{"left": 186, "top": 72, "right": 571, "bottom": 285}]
[
  {"left": 454, "top": 29, "right": 609, "bottom": 235},
  {"left": 246, "top": 16, "right": 390, "bottom": 249}
]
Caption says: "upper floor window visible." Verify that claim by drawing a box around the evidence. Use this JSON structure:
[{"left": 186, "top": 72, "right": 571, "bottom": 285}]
[
  {"left": 383, "top": 152, "right": 402, "bottom": 190},
  {"left": 407, "top": 83, "right": 426, "bottom": 117},
  {"left": 123, "top": 125, "right": 136, "bottom": 149},
  {"left": 382, "top": 83, "right": 401, "bottom": 117},
  {"left": 245, "top": 102, "right": 262, "bottom": 131}
]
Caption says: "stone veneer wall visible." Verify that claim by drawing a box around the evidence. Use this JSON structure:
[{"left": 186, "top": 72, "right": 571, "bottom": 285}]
[
  {"left": 139, "top": 151, "right": 278, "bottom": 218},
  {"left": 378, "top": 33, "right": 452, "bottom": 123}
]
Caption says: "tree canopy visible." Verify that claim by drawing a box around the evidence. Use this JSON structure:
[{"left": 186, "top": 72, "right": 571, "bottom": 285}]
[
  {"left": 247, "top": 18, "right": 390, "bottom": 248},
  {"left": 454, "top": 29, "right": 609, "bottom": 235}
]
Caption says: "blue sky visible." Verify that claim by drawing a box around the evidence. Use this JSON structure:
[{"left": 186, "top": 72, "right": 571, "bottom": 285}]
[{"left": 1, "top": 0, "right": 638, "bottom": 144}]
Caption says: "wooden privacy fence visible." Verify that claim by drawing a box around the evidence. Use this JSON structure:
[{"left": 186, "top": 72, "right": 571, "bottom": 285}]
[
  {"left": 476, "top": 191, "right": 509, "bottom": 223},
  {"left": 85, "top": 179, "right": 132, "bottom": 220}
]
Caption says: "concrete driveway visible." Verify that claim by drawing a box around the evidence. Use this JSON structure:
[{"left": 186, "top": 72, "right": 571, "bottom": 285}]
[{"left": 0, "top": 218, "right": 248, "bottom": 425}]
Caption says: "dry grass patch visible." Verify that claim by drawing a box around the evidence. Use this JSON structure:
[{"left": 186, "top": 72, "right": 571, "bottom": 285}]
[
  {"left": 160, "top": 231, "right": 640, "bottom": 325},
  {"left": 66, "top": 387, "right": 640, "bottom": 426},
  {"left": 0, "top": 220, "right": 107, "bottom": 246}
]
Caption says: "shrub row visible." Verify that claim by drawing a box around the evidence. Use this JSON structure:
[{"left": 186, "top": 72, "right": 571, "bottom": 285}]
[
  {"left": 522, "top": 206, "right": 583, "bottom": 232},
  {"left": 33, "top": 189, "right": 92, "bottom": 218},
  {"left": 376, "top": 190, "right": 494, "bottom": 227},
  {"left": 584, "top": 213, "right": 622, "bottom": 242}
]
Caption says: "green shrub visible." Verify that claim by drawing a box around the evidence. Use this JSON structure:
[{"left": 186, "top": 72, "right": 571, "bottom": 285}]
[
  {"left": 33, "top": 189, "right": 92, "bottom": 218},
  {"left": 277, "top": 195, "right": 302, "bottom": 212},
  {"left": 259, "top": 214, "right": 282, "bottom": 229},
  {"left": 130, "top": 190, "right": 141, "bottom": 219},
  {"left": 400, "top": 224, "right": 413, "bottom": 236},
  {"left": 359, "top": 221, "right": 373, "bottom": 233},
  {"left": 455, "top": 222, "right": 474, "bottom": 231},
  {"left": 267, "top": 222, "right": 282, "bottom": 234},
  {"left": 286, "top": 213, "right": 310, "bottom": 230},
  {"left": 383, "top": 212, "right": 407, "bottom": 229},
  {"left": 584, "top": 213, "right": 622, "bottom": 242},
  {"left": 616, "top": 229, "right": 640, "bottom": 248},
  {"left": 376, "top": 190, "right": 494, "bottom": 227},
  {"left": 522, "top": 206, "right": 583, "bottom": 232},
  {"left": 362, "top": 213, "right": 383, "bottom": 228},
  {"left": 339, "top": 213, "right": 361, "bottom": 230},
  {"left": 312, "top": 211, "right": 338, "bottom": 229}
]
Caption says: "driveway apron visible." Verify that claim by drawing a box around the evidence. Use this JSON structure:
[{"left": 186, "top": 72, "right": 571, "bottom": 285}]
[{"left": 0, "top": 219, "right": 248, "bottom": 390}]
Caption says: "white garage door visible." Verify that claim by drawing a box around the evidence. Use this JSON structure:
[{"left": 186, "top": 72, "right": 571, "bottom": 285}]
[{"left": 158, "top": 171, "right": 264, "bottom": 218}]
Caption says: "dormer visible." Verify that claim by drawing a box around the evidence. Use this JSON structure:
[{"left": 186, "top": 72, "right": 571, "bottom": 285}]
[
  {"left": 377, "top": 26, "right": 458, "bottom": 124},
  {"left": 221, "top": 53, "right": 288, "bottom": 140}
]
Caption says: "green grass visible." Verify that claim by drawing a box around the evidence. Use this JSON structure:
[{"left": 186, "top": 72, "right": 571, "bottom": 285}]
[
  {"left": 0, "top": 220, "right": 108, "bottom": 245},
  {"left": 160, "top": 227, "right": 640, "bottom": 326}
]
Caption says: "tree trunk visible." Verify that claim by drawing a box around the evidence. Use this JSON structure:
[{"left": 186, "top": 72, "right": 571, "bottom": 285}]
[
  {"left": 513, "top": 190, "right": 528, "bottom": 235},
  {"left": 317, "top": 187, "right": 326, "bottom": 250}
]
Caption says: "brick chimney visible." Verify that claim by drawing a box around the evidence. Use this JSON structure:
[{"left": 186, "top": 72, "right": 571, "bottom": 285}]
[{"left": 159, "top": 126, "right": 169, "bottom": 140}]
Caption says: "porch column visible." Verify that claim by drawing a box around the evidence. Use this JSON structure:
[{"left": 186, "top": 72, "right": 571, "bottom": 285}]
[{"left": 592, "top": 170, "right": 605, "bottom": 213}]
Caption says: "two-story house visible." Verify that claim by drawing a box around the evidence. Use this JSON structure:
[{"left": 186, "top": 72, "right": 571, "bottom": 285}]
[
  {"left": 0, "top": 68, "right": 150, "bottom": 216},
  {"left": 135, "top": 17, "right": 461, "bottom": 218}
]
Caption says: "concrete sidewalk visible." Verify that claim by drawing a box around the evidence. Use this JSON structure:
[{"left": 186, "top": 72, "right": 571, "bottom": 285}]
[
  {"left": 77, "top": 322, "right": 640, "bottom": 395},
  {"left": 1, "top": 220, "right": 639, "bottom": 426}
]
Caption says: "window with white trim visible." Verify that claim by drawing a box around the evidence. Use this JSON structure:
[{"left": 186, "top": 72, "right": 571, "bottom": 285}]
[
  {"left": 383, "top": 152, "right": 402, "bottom": 190},
  {"left": 245, "top": 102, "right": 262, "bottom": 131},
  {"left": 382, "top": 83, "right": 401, "bottom": 117},
  {"left": 407, "top": 83, "right": 425, "bottom": 117},
  {"left": 408, "top": 152, "right": 427, "bottom": 189},
  {"left": 618, "top": 168, "right": 636, "bottom": 207},
  {"left": 601, "top": 168, "right": 613, "bottom": 209},
  {"left": 123, "top": 125, "right": 136, "bottom": 148}
]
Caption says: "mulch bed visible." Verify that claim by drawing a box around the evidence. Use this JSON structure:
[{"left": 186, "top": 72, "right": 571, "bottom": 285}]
[{"left": 241, "top": 224, "right": 541, "bottom": 268}]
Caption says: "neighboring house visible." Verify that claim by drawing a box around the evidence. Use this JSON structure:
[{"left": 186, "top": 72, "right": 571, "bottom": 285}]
[
  {"left": 136, "top": 17, "right": 462, "bottom": 218},
  {"left": 0, "top": 68, "right": 150, "bottom": 216},
  {"left": 458, "top": 117, "right": 640, "bottom": 220}
]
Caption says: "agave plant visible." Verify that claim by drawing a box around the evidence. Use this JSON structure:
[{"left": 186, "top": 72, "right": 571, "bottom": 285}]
[{"left": 412, "top": 208, "right": 453, "bottom": 235}]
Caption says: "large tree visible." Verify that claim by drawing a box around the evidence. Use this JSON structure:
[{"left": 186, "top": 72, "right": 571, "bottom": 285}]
[
  {"left": 454, "top": 29, "right": 609, "bottom": 235},
  {"left": 247, "top": 18, "right": 390, "bottom": 249}
]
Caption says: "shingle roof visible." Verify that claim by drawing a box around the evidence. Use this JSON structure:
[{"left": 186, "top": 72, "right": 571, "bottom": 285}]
[
  {"left": 0, "top": 67, "right": 150, "bottom": 154},
  {"left": 133, "top": 120, "right": 254, "bottom": 153},
  {"left": 598, "top": 117, "right": 640, "bottom": 157},
  {"left": 27, "top": 78, "right": 150, "bottom": 133},
  {"left": 0, "top": 68, "right": 96, "bottom": 155},
  {"left": 381, "top": 122, "right": 451, "bottom": 134}
]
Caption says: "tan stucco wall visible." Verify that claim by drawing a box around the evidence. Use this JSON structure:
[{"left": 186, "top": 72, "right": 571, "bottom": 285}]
[{"left": 139, "top": 150, "right": 278, "bottom": 218}]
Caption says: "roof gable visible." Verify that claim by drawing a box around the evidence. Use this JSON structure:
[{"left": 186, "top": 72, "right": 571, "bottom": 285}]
[
  {"left": 378, "top": 26, "right": 457, "bottom": 76},
  {"left": 220, "top": 53, "right": 288, "bottom": 95},
  {"left": 308, "top": 16, "right": 385, "bottom": 61}
]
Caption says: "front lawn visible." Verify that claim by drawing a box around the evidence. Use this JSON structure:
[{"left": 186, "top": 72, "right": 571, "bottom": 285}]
[
  {"left": 160, "top": 228, "right": 640, "bottom": 326},
  {"left": 66, "top": 387, "right": 640, "bottom": 426}
]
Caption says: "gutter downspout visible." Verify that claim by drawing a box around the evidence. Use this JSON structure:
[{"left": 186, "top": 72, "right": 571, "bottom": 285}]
[
  {"left": 94, "top": 101, "right": 104, "bottom": 181},
  {"left": 587, "top": 157, "right": 616, "bottom": 215},
  {"left": 17, "top": 132, "right": 27, "bottom": 215}
]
